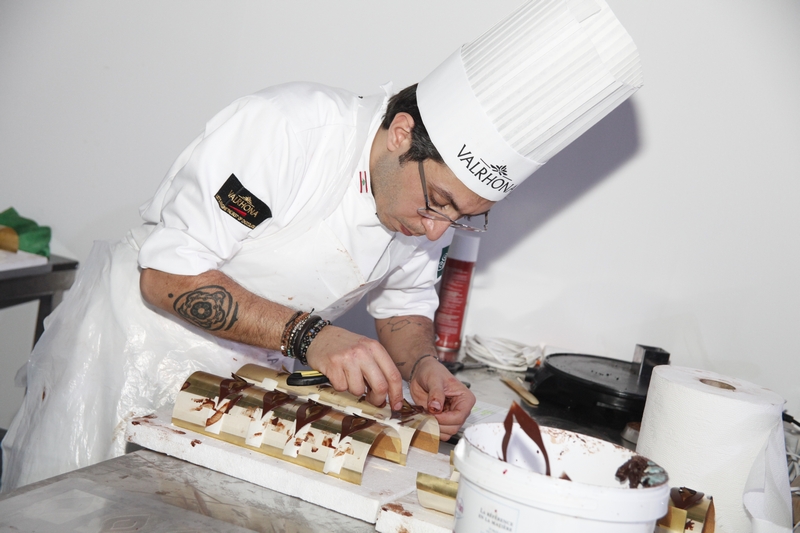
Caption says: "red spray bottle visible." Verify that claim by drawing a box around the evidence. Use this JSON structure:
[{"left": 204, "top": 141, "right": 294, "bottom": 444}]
[{"left": 434, "top": 232, "right": 480, "bottom": 362}]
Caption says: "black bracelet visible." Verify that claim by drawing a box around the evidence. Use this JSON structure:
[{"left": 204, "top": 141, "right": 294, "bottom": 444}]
[
  {"left": 295, "top": 316, "right": 331, "bottom": 365},
  {"left": 292, "top": 315, "right": 318, "bottom": 364}
]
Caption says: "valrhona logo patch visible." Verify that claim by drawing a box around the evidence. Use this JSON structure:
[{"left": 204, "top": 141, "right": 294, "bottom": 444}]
[
  {"left": 456, "top": 144, "right": 516, "bottom": 194},
  {"left": 437, "top": 245, "right": 450, "bottom": 278},
  {"left": 215, "top": 174, "right": 271, "bottom": 229}
]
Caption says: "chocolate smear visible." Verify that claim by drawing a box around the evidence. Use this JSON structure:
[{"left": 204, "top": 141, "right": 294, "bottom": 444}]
[
  {"left": 615, "top": 455, "right": 668, "bottom": 488},
  {"left": 382, "top": 503, "right": 412, "bottom": 517}
]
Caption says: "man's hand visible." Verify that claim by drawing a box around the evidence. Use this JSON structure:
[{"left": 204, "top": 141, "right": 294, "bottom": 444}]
[
  {"left": 304, "top": 326, "right": 405, "bottom": 411},
  {"left": 407, "top": 355, "right": 476, "bottom": 440},
  {"left": 375, "top": 315, "right": 476, "bottom": 440}
]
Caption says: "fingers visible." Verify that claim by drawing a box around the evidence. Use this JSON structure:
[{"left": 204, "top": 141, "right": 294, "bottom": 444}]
[
  {"left": 339, "top": 340, "right": 401, "bottom": 408},
  {"left": 424, "top": 379, "right": 445, "bottom": 414},
  {"left": 427, "top": 393, "right": 461, "bottom": 440},
  {"left": 355, "top": 362, "right": 389, "bottom": 407},
  {"left": 408, "top": 358, "right": 476, "bottom": 440},
  {"left": 373, "top": 352, "right": 404, "bottom": 411},
  {"left": 434, "top": 392, "right": 476, "bottom": 440},
  {"left": 304, "top": 326, "right": 403, "bottom": 409},
  {"left": 342, "top": 363, "right": 369, "bottom": 397}
]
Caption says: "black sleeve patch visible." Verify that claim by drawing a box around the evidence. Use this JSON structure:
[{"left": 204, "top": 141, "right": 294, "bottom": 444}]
[{"left": 214, "top": 174, "right": 272, "bottom": 229}]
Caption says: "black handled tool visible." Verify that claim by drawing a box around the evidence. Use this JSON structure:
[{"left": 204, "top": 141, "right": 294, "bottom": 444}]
[{"left": 287, "top": 370, "right": 330, "bottom": 386}]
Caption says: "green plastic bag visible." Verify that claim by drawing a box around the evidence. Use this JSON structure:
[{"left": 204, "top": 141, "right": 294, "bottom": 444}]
[{"left": 0, "top": 207, "right": 51, "bottom": 257}]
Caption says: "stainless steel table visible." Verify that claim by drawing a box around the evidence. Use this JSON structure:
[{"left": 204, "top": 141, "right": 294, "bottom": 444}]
[{"left": 0, "top": 449, "right": 376, "bottom": 532}]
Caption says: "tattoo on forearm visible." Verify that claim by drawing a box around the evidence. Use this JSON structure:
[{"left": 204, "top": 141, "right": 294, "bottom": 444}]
[
  {"left": 173, "top": 285, "right": 238, "bottom": 331},
  {"left": 380, "top": 317, "right": 425, "bottom": 335},
  {"left": 224, "top": 303, "right": 239, "bottom": 330}
]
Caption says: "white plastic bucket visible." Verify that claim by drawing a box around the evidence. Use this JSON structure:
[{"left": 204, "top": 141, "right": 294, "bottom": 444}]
[{"left": 452, "top": 423, "right": 669, "bottom": 533}]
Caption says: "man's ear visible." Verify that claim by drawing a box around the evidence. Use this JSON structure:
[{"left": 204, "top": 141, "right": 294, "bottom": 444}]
[{"left": 385, "top": 112, "right": 415, "bottom": 153}]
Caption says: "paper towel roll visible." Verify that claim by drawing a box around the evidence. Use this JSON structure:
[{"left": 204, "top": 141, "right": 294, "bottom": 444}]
[{"left": 636, "top": 366, "right": 792, "bottom": 533}]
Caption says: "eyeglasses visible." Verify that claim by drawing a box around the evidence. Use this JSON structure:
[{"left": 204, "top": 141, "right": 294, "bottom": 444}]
[{"left": 416, "top": 161, "right": 488, "bottom": 232}]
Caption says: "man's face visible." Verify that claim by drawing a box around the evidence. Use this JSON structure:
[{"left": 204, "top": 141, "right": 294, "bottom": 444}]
[{"left": 371, "top": 153, "right": 494, "bottom": 241}]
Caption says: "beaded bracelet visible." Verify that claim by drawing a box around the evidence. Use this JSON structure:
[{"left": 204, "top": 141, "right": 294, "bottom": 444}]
[
  {"left": 280, "top": 310, "right": 308, "bottom": 358},
  {"left": 286, "top": 314, "right": 312, "bottom": 360},
  {"left": 280, "top": 311, "right": 304, "bottom": 355},
  {"left": 293, "top": 315, "right": 319, "bottom": 357},
  {"left": 294, "top": 315, "right": 332, "bottom": 366}
]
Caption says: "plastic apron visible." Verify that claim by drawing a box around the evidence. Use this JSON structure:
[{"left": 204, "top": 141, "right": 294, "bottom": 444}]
[{"left": 1, "top": 92, "right": 420, "bottom": 492}]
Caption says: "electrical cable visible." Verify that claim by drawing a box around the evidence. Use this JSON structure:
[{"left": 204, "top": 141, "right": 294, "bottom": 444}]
[{"left": 462, "top": 334, "right": 541, "bottom": 372}]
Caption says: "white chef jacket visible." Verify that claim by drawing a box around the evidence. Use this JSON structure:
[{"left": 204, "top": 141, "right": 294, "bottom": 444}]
[
  {"left": 1, "top": 82, "right": 453, "bottom": 492},
  {"left": 136, "top": 81, "right": 452, "bottom": 321}
]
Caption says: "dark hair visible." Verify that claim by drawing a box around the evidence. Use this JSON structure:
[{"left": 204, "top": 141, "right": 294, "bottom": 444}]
[{"left": 381, "top": 84, "right": 443, "bottom": 165}]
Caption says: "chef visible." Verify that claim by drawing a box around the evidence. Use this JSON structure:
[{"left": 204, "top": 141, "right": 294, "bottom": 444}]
[
  {"left": 2, "top": 0, "right": 642, "bottom": 492},
  {"left": 134, "top": 80, "right": 489, "bottom": 435}
]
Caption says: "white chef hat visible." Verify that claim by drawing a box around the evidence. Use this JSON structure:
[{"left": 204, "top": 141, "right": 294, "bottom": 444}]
[{"left": 417, "top": 0, "right": 643, "bottom": 201}]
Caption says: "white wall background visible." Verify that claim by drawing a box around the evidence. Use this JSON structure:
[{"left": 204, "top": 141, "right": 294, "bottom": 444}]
[{"left": 1, "top": 0, "right": 798, "bottom": 429}]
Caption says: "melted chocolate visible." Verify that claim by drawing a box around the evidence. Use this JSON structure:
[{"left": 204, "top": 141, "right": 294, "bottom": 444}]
[
  {"left": 391, "top": 399, "right": 425, "bottom": 420},
  {"left": 615, "top": 455, "right": 668, "bottom": 488},
  {"left": 223, "top": 395, "right": 243, "bottom": 414},
  {"left": 340, "top": 415, "right": 376, "bottom": 439},
  {"left": 671, "top": 487, "right": 705, "bottom": 509},
  {"left": 261, "top": 390, "right": 293, "bottom": 419},
  {"left": 501, "top": 402, "right": 550, "bottom": 476},
  {"left": 294, "top": 400, "right": 332, "bottom": 430},
  {"left": 205, "top": 382, "right": 248, "bottom": 427},
  {"left": 217, "top": 374, "right": 252, "bottom": 407},
  {"left": 616, "top": 455, "right": 648, "bottom": 488},
  {"left": 203, "top": 375, "right": 254, "bottom": 422}
]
